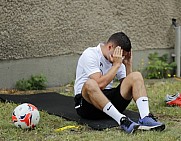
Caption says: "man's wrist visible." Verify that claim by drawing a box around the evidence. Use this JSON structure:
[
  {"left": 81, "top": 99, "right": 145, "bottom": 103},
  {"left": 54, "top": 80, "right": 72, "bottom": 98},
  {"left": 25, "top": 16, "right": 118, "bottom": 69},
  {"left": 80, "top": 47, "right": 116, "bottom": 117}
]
[
  {"left": 125, "top": 63, "right": 132, "bottom": 67},
  {"left": 125, "top": 64, "right": 132, "bottom": 72},
  {"left": 112, "top": 63, "right": 121, "bottom": 68}
]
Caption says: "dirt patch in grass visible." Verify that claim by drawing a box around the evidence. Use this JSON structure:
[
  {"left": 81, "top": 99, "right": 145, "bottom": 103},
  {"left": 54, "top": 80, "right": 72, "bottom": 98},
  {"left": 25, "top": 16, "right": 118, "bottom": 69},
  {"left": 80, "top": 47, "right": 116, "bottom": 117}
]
[{"left": 157, "top": 113, "right": 181, "bottom": 122}]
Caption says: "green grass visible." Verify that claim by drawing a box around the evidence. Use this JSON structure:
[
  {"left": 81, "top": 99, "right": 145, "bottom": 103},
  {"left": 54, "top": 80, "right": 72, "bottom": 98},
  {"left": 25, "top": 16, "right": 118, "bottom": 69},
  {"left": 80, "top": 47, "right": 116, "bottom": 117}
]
[{"left": 0, "top": 79, "right": 181, "bottom": 141}]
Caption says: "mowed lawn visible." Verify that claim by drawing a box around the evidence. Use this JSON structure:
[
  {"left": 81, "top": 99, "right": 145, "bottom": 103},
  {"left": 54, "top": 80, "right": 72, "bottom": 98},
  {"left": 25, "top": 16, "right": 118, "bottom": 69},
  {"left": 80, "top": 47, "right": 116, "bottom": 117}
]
[{"left": 0, "top": 79, "right": 181, "bottom": 141}]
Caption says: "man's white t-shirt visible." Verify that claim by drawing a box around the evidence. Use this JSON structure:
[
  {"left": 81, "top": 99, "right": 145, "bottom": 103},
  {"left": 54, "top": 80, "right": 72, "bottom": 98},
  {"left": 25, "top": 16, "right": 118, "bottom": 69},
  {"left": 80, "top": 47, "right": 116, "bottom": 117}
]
[{"left": 74, "top": 43, "right": 126, "bottom": 95}]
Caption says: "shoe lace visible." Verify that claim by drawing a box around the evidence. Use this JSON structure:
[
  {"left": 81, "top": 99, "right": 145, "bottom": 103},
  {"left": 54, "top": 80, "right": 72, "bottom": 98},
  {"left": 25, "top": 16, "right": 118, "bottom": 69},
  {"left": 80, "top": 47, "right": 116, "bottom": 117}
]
[
  {"left": 148, "top": 113, "right": 158, "bottom": 121},
  {"left": 120, "top": 117, "right": 132, "bottom": 128}
]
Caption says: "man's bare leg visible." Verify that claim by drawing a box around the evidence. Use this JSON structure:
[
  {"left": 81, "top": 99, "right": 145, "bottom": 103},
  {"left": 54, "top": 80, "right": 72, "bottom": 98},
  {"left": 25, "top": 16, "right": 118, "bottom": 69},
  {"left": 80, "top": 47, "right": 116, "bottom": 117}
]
[
  {"left": 82, "top": 79, "right": 125, "bottom": 125},
  {"left": 121, "top": 71, "right": 150, "bottom": 119},
  {"left": 81, "top": 78, "right": 140, "bottom": 133},
  {"left": 121, "top": 72, "right": 165, "bottom": 131}
]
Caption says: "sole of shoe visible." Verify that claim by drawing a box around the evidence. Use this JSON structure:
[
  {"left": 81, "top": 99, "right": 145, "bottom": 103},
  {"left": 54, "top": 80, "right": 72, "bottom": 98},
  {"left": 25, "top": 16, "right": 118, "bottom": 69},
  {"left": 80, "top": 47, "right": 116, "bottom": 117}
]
[
  {"left": 138, "top": 124, "right": 165, "bottom": 131},
  {"left": 130, "top": 125, "right": 140, "bottom": 134},
  {"left": 166, "top": 104, "right": 181, "bottom": 107},
  {"left": 166, "top": 101, "right": 181, "bottom": 107}
]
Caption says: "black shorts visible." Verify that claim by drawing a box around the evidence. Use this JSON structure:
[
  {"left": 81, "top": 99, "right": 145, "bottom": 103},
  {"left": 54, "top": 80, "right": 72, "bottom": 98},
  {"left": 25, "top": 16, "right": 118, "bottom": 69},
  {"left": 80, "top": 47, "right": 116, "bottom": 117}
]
[{"left": 74, "top": 84, "right": 131, "bottom": 119}]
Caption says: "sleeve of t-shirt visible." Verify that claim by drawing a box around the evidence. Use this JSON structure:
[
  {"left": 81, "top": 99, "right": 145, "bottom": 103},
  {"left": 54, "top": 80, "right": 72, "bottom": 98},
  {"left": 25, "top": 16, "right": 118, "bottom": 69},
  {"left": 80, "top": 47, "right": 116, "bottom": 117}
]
[
  {"left": 81, "top": 49, "right": 101, "bottom": 77},
  {"left": 116, "top": 64, "right": 126, "bottom": 80}
]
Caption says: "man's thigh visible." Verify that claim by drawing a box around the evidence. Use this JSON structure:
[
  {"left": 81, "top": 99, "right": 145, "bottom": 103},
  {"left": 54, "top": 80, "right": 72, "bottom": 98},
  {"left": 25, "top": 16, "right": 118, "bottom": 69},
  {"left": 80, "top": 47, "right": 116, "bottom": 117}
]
[
  {"left": 74, "top": 84, "right": 131, "bottom": 119},
  {"left": 74, "top": 94, "right": 109, "bottom": 119},
  {"left": 103, "top": 84, "right": 131, "bottom": 113}
]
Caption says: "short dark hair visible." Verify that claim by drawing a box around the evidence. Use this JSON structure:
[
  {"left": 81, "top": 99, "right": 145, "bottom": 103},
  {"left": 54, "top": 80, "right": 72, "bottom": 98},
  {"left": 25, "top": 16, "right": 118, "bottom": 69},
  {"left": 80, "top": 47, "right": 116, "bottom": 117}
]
[{"left": 107, "top": 32, "right": 132, "bottom": 52}]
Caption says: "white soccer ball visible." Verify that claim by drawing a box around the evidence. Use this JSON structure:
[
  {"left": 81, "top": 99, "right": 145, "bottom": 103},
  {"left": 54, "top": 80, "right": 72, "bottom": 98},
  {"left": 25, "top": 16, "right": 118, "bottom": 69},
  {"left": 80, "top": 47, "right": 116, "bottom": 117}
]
[{"left": 12, "top": 103, "right": 40, "bottom": 129}]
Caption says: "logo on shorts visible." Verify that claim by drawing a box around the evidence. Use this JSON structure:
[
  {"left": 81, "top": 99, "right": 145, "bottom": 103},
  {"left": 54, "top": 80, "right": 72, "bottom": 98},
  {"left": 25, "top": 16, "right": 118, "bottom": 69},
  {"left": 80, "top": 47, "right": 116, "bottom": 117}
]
[{"left": 107, "top": 105, "right": 112, "bottom": 111}]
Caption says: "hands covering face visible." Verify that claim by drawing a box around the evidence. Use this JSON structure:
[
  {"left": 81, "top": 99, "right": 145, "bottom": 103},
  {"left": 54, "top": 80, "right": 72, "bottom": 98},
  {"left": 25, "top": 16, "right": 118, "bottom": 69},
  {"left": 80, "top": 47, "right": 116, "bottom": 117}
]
[
  {"left": 122, "top": 49, "right": 132, "bottom": 65},
  {"left": 109, "top": 46, "right": 132, "bottom": 66}
]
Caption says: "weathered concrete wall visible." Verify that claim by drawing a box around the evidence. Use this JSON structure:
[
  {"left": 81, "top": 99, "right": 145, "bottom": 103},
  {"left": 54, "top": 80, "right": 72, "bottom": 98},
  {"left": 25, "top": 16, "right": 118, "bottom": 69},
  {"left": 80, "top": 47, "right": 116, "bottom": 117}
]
[
  {"left": 0, "top": 49, "right": 174, "bottom": 88},
  {"left": 0, "top": 54, "right": 79, "bottom": 88},
  {"left": 1, "top": 0, "right": 181, "bottom": 60},
  {"left": 0, "top": 0, "right": 180, "bottom": 88}
]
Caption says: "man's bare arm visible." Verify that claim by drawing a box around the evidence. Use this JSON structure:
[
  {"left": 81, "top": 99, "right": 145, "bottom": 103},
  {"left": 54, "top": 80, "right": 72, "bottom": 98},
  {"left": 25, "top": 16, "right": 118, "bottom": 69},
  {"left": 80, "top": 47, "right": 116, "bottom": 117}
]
[{"left": 89, "top": 46, "right": 123, "bottom": 90}]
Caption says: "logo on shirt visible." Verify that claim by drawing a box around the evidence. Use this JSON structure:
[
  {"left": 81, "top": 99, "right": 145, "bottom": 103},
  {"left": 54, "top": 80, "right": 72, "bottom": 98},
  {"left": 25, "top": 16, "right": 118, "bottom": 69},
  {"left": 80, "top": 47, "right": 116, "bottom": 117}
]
[
  {"left": 100, "top": 62, "right": 103, "bottom": 67},
  {"left": 100, "top": 62, "right": 103, "bottom": 75}
]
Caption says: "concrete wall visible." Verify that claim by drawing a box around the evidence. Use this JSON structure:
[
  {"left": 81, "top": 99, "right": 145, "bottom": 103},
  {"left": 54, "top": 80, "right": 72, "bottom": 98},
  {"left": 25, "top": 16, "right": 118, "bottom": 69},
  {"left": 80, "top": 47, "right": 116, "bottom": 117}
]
[
  {"left": 0, "top": 54, "right": 79, "bottom": 88},
  {"left": 0, "top": 0, "right": 181, "bottom": 88},
  {"left": 0, "top": 49, "right": 174, "bottom": 88}
]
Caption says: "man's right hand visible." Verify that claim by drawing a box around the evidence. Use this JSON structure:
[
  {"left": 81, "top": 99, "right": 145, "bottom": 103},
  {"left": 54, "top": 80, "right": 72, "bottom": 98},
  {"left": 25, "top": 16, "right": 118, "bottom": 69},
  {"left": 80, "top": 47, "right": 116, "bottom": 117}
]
[{"left": 110, "top": 46, "right": 123, "bottom": 67}]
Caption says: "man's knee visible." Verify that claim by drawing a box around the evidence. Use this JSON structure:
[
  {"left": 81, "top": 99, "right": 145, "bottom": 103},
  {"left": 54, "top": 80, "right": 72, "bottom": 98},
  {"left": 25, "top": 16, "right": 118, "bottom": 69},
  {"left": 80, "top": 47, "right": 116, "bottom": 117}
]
[
  {"left": 84, "top": 79, "right": 99, "bottom": 92},
  {"left": 128, "top": 71, "right": 144, "bottom": 82}
]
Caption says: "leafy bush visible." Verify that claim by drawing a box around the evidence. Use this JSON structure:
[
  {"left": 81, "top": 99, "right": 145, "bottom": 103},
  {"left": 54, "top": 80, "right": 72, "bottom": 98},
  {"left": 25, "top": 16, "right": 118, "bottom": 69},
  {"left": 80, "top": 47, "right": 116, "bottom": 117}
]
[
  {"left": 15, "top": 74, "right": 47, "bottom": 90},
  {"left": 145, "top": 52, "right": 176, "bottom": 79}
]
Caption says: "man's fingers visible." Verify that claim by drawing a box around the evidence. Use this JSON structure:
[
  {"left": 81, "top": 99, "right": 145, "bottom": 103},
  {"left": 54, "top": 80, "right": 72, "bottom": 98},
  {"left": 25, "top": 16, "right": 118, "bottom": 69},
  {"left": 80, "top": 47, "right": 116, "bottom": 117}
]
[
  {"left": 114, "top": 46, "right": 122, "bottom": 57},
  {"left": 118, "top": 46, "right": 122, "bottom": 56},
  {"left": 114, "top": 46, "right": 118, "bottom": 55}
]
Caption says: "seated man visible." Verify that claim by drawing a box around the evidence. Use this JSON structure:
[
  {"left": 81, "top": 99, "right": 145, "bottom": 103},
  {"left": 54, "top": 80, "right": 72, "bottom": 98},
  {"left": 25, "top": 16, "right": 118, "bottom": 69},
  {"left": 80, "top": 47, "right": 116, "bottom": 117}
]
[{"left": 74, "top": 32, "right": 165, "bottom": 133}]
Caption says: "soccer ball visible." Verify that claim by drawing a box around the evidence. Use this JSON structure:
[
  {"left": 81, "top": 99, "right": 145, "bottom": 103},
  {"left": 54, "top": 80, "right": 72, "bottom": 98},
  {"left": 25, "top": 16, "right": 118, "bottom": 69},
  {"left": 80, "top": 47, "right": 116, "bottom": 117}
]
[{"left": 12, "top": 103, "right": 40, "bottom": 129}]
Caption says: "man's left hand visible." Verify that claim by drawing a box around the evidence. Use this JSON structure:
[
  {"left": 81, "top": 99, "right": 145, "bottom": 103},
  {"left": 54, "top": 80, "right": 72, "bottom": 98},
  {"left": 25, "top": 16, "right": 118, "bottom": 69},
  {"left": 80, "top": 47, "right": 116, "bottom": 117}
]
[{"left": 122, "top": 49, "right": 132, "bottom": 66}]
